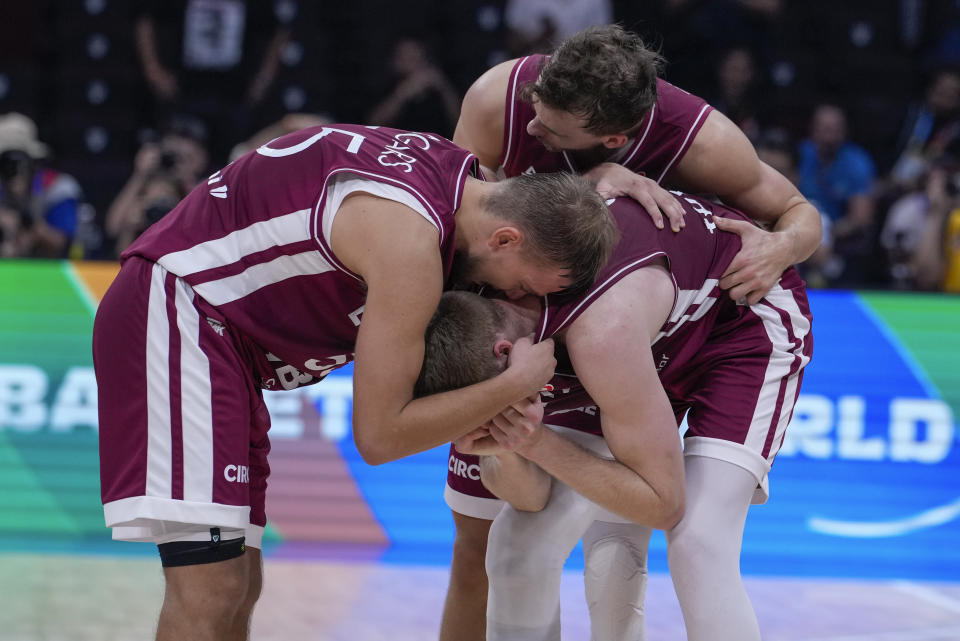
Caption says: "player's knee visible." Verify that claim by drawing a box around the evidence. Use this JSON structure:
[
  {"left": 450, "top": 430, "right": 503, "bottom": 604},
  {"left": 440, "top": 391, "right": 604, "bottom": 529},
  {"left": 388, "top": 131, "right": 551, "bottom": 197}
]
[
  {"left": 486, "top": 524, "right": 565, "bottom": 582},
  {"left": 586, "top": 535, "right": 648, "bottom": 580},
  {"left": 667, "top": 522, "right": 736, "bottom": 573}
]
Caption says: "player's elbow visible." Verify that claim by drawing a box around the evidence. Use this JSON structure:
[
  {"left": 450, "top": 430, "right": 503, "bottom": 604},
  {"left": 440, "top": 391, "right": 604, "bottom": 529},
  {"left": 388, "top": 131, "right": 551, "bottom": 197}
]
[
  {"left": 353, "top": 426, "right": 396, "bottom": 466},
  {"left": 355, "top": 440, "right": 391, "bottom": 466},
  {"left": 655, "top": 490, "right": 686, "bottom": 530},
  {"left": 628, "top": 485, "right": 685, "bottom": 529},
  {"left": 661, "top": 496, "right": 686, "bottom": 530}
]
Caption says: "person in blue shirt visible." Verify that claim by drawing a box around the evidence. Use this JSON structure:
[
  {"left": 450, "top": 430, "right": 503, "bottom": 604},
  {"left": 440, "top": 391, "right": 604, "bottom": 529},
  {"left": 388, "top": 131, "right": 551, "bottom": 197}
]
[{"left": 797, "top": 103, "right": 878, "bottom": 286}]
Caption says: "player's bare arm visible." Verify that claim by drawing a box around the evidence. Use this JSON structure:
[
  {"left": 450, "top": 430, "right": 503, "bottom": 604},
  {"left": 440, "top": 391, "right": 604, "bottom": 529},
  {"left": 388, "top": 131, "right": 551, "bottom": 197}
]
[
  {"left": 331, "top": 193, "right": 556, "bottom": 465},
  {"left": 491, "top": 266, "right": 685, "bottom": 528},
  {"left": 453, "top": 60, "right": 514, "bottom": 177},
  {"left": 671, "top": 109, "right": 822, "bottom": 304}
]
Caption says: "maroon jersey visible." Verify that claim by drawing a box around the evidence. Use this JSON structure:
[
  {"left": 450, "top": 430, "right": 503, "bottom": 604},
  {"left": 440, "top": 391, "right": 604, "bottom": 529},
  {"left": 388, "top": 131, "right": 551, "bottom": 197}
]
[
  {"left": 535, "top": 195, "right": 807, "bottom": 435},
  {"left": 124, "top": 125, "right": 478, "bottom": 389},
  {"left": 499, "top": 55, "right": 714, "bottom": 180}
]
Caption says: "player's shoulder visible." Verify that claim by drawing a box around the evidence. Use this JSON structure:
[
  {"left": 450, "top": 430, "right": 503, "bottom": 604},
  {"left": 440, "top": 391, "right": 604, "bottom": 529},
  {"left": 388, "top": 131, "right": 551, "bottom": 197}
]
[
  {"left": 462, "top": 59, "right": 519, "bottom": 114},
  {"left": 654, "top": 77, "right": 708, "bottom": 103},
  {"left": 457, "top": 59, "right": 525, "bottom": 165}
]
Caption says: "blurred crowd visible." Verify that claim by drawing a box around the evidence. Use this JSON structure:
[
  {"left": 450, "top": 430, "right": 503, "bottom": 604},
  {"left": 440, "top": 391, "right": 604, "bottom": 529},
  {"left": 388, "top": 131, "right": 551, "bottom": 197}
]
[{"left": 0, "top": 0, "right": 959, "bottom": 293}]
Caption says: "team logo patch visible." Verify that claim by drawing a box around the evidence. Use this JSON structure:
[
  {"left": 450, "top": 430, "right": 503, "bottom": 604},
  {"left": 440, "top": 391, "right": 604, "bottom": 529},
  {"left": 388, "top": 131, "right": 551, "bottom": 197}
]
[{"left": 206, "top": 317, "right": 225, "bottom": 336}]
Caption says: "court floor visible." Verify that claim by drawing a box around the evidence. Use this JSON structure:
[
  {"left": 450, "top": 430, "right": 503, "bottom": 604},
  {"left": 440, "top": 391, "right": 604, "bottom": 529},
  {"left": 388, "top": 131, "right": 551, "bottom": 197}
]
[{"left": 2, "top": 551, "right": 960, "bottom": 641}]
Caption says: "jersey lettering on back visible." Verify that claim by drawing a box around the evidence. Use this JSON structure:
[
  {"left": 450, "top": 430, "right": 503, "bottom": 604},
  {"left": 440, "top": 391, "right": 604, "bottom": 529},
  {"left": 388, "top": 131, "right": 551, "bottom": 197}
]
[{"left": 124, "top": 125, "right": 478, "bottom": 388}]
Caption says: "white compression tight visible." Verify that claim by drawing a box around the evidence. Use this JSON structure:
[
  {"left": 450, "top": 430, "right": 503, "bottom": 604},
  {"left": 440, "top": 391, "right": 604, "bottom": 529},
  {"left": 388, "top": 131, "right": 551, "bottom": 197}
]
[
  {"left": 485, "top": 479, "right": 651, "bottom": 641},
  {"left": 667, "top": 455, "right": 762, "bottom": 641},
  {"left": 583, "top": 521, "right": 651, "bottom": 641}
]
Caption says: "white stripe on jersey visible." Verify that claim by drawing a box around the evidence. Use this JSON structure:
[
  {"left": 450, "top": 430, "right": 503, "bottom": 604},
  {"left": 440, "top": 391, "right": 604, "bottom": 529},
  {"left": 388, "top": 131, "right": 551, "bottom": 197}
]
[
  {"left": 159, "top": 208, "right": 312, "bottom": 276},
  {"left": 652, "top": 278, "right": 720, "bottom": 342},
  {"left": 145, "top": 263, "right": 172, "bottom": 499},
  {"left": 321, "top": 172, "right": 439, "bottom": 248},
  {"left": 537, "top": 252, "right": 666, "bottom": 340},
  {"left": 503, "top": 57, "right": 533, "bottom": 169},
  {"left": 453, "top": 152, "right": 475, "bottom": 204},
  {"left": 619, "top": 103, "right": 657, "bottom": 168},
  {"left": 744, "top": 283, "right": 812, "bottom": 460},
  {"left": 655, "top": 104, "right": 711, "bottom": 184},
  {"left": 192, "top": 250, "right": 336, "bottom": 306},
  {"left": 174, "top": 279, "right": 214, "bottom": 503}
]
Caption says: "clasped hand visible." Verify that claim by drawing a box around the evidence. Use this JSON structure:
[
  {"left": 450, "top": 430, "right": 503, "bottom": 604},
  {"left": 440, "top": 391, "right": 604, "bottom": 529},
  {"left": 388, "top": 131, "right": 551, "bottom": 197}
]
[{"left": 454, "top": 395, "right": 546, "bottom": 458}]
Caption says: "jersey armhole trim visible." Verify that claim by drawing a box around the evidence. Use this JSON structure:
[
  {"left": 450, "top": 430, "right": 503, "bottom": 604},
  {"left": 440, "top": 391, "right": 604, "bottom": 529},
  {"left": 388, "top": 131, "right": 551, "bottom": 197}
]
[
  {"left": 537, "top": 251, "right": 668, "bottom": 339},
  {"left": 312, "top": 169, "right": 448, "bottom": 282},
  {"left": 501, "top": 56, "right": 532, "bottom": 170}
]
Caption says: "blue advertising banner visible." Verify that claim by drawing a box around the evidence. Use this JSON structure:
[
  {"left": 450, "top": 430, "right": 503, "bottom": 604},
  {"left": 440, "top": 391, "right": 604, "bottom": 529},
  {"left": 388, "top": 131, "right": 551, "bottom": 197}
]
[{"left": 0, "top": 261, "right": 957, "bottom": 581}]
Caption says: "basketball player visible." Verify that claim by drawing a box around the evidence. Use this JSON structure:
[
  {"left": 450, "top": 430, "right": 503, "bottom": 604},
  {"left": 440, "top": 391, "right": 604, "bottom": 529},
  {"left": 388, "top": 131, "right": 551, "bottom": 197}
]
[
  {"left": 92, "top": 124, "right": 618, "bottom": 641},
  {"left": 422, "top": 193, "right": 812, "bottom": 640},
  {"left": 441, "top": 24, "right": 822, "bottom": 640}
]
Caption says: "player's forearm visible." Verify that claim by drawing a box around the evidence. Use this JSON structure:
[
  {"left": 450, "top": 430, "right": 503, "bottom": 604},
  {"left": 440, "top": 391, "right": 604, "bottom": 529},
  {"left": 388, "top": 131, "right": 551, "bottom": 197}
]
[
  {"left": 769, "top": 199, "right": 822, "bottom": 266},
  {"left": 353, "top": 371, "right": 536, "bottom": 465},
  {"left": 522, "top": 429, "right": 683, "bottom": 529},
  {"left": 480, "top": 452, "right": 550, "bottom": 512}
]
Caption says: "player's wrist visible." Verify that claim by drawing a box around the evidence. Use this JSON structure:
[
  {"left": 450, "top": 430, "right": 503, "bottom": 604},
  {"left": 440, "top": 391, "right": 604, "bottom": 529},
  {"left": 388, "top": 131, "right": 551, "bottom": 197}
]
[
  {"left": 514, "top": 424, "right": 550, "bottom": 461},
  {"left": 496, "top": 366, "right": 539, "bottom": 404}
]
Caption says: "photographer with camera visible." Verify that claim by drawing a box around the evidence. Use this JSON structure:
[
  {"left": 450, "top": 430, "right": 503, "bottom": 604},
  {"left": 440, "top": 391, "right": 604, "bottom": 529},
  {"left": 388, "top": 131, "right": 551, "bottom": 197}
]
[
  {"left": 0, "top": 113, "right": 83, "bottom": 258},
  {"left": 105, "top": 119, "right": 207, "bottom": 256},
  {"left": 882, "top": 153, "right": 960, "bottom": 292}
]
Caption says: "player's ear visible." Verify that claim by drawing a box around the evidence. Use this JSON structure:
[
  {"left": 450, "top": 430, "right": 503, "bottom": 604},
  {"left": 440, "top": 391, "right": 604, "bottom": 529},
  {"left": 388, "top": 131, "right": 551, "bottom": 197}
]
[
  {"left": 601, "top": 133, "right": 628, "bottom": 149},
  {"left": 488, "top": 226, "right": 522, "bottom": 251},
  {"left": 493, "top": 338, "right": 513, "bottom": 370}
]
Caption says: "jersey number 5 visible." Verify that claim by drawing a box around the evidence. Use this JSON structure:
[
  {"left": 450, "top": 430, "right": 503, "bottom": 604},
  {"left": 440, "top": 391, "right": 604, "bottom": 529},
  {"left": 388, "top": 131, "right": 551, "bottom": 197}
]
[{"left": 256, "top": 127, "right": 367, "bottom": 158}]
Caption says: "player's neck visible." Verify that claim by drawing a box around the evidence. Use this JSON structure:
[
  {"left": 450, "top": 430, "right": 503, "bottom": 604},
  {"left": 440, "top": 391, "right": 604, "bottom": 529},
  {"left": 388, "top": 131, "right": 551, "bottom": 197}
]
[{"left": 454, "top": 177, "right": 489, "bottom": 252}]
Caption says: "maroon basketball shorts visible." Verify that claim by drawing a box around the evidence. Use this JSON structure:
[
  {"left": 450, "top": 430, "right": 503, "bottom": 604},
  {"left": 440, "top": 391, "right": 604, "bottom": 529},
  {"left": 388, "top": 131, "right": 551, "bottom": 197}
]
[
  {"left": 445, "top": 276, "right": 813, "bottom": 519},
  {"left": 94, "top": 257, "right": 269, "bottom": 546}
]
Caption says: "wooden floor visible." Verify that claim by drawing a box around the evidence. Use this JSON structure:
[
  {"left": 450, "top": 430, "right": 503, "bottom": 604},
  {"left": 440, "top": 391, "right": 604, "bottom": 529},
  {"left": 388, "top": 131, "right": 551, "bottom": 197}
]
[{"left": 2, "top": 552, "right": 959, "bottom": 640}]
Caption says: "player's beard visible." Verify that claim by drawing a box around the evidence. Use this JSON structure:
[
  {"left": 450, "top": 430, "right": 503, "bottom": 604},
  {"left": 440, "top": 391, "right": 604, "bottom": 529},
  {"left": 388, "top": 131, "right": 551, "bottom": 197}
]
[
  {"left": 448, "top": 249, "right": 483, "bottom": 291},
  {"left": 566, "top": 142, "right": 621, "bottom": 172}
]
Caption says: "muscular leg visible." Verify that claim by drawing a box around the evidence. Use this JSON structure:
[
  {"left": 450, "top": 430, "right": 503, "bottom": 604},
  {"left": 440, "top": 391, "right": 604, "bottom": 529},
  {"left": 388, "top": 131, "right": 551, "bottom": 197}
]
[
  {"left": 486, "top": 481, "right": 598, "bottom": 641},
  {"left": 438, "top": 512, "right": 493, "bottom": 641},
  {"left": 156, "top": 550, "right": 258, "bottom": 641},
  {"left": 582, "top": 521, "right": 651, "bottom": 641},
  {"left": 666, "top": 455, "right": 761, "bottom": 641}
]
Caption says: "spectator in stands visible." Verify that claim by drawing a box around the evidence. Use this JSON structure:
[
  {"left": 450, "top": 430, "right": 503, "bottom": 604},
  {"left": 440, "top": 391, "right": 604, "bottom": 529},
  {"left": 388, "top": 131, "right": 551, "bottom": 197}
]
[
  {"left": 504, "top": 0, "right": 612, "bottom": 56},
  {"left": 134, "top": 0, "right": 290, "bottom": 161},
  {"left": 615, "top": 0, "right": 782, "bottom": 91},
  {"left": 888, "top": 68, "right": 960, "bottom": 190},
  {"left": 152, "top": 115, "right": 211, "bottom": 195},
  {"left": 756, "top": 127, "right": 830, "bottom": 288},
  {"left": 107, "top": 170, "right": 184, "bottom": 257},
  {"left": 913, "top": 172, "right": 960, "bottom": 293},
  {"left": 0, "top": 113, "right": 83, "bottom": 258},
  {"left": 797, "top": 103, "right": 878, "bottom": 287},
  {"left": 105, "top": 119, "right": 207, "bottom": 256},
  {"left": 705, "top": 47, "right": 766, "bottom": 142},
  {"left": 882, "top": 156, "right": 960, "bottom": 292},
  {"left": 367, "top": 38, "right": 461, "bottom": 137}
]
